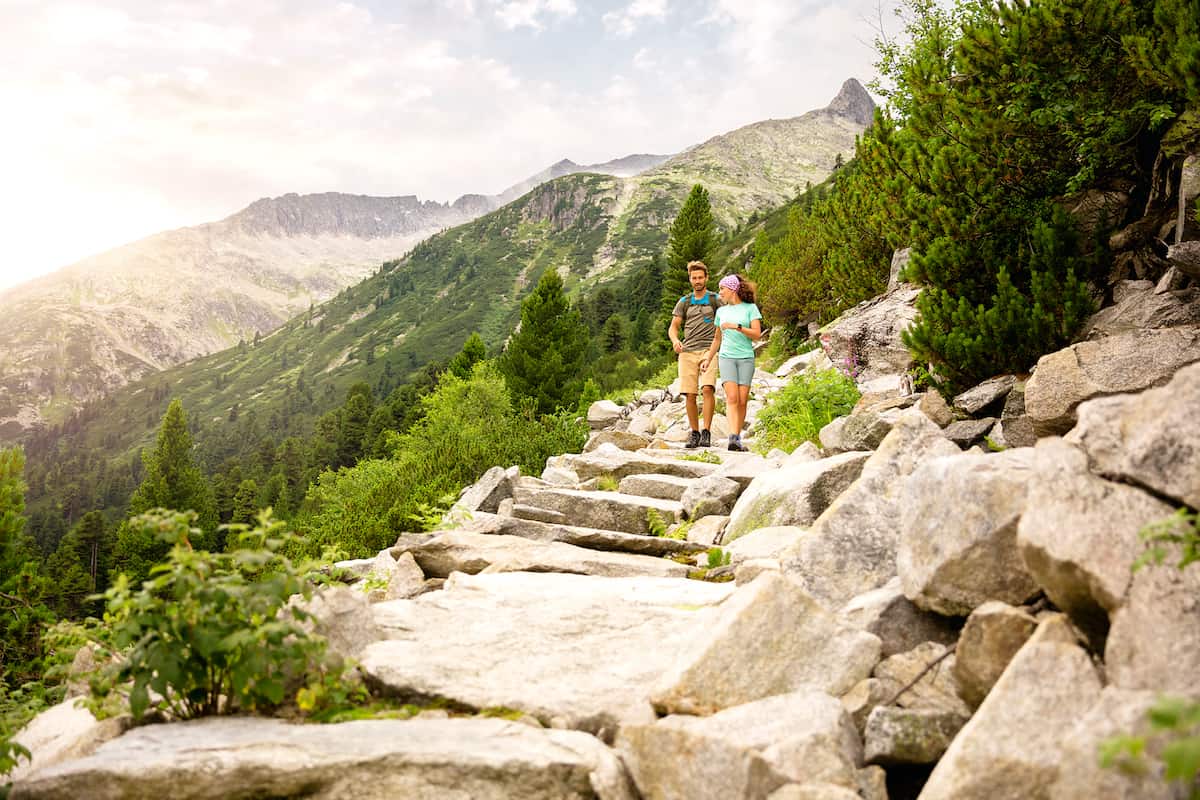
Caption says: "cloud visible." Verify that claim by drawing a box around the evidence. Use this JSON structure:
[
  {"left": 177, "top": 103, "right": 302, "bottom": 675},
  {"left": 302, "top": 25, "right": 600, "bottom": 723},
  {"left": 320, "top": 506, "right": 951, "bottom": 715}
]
[
  {"left": 0, "top": 0, "right": 892, "bottom": 287},
  {"left": 602, "top": 0, "right": 668, "bottom": 37},
  {"left": 489, "top": 0, "right": 577, "bottom": 32}
]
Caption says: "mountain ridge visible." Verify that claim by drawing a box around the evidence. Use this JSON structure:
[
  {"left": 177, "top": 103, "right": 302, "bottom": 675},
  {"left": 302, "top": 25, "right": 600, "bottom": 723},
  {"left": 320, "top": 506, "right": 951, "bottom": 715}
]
[{"left": 0, "top": 79, "right": 873, "bottom": 439}]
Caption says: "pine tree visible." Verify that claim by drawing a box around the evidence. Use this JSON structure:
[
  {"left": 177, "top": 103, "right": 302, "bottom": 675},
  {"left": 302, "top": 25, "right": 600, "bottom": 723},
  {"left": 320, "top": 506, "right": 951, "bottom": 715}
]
[
  {"left": 659, "top": 184, "right": 717, "bottom": 321},
  {"left": 447, "top": 332, "right": 487, "bottom": 379},
  {"left": 500, "top": 269, "right": 590, "bottom": 416},
  {"left": 875, "top": 0, "right": 1163, "bottom": 389},
  {"left": 114, "top": 399, "right": 216, "bottom": 584},
  {"left": 601, "top": 315, "right": 627, "bottom": 353},
  {"left": 230, "top": 479, "right": 260, "bottom": 527},
  {"left": 335, "top": 384, "right": 374, "bottom": 468}
]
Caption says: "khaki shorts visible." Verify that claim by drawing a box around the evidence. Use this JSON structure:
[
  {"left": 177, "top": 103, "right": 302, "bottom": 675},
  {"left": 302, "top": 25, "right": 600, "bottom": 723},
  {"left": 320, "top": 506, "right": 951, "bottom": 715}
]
[{"left": 678, "top": 350, "right": 719, "bottom": 394}]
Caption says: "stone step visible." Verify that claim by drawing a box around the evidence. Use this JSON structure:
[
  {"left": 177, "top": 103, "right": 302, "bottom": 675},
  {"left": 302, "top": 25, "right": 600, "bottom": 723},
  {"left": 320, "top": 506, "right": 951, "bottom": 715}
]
[
  {"left": 460, "top": 512, "right": 708, "bottom": 558},
  {"left": 10, "top": 715, "right": 635, "bottom": 800},
  {"left": 393, "top": 530, "right": 691, "bottom": 580},
  {"left": 512, "top": 486, "right": 683, "bottom": 535},
  {"left": 545, "top": 445, "right": 721, "bottom": 483},
  {"left": 617, "top": 473, "right": 695, "bottom": 501},
  {"left": 363, "top": 571, "right": 735, "bottom": 736}
]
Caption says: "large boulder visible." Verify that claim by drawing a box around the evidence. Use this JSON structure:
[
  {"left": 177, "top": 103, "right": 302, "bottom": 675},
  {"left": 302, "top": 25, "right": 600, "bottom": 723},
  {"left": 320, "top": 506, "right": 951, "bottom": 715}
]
[
  {"left": 291, "top": 585, "right": 381, "bottom": 662},
  {"left": 1023, "top": 327, "right": 1200, "bottom": 436},
  {"left": 11, "top": 716, "right": 636, "bottom": 800},
  {"left": 587, "top": 400, "right": 624, "bottom": 430},
  {"left": 819, "top": 284, "right": 920, "bottom": 382},
  {"left": 1086, "top": 279, "right": 1200, "bottom": 336},
  {"left": 651, "top": 572, "right": 881, "bottom": 716},
  {"left": 9, "top": 701, "right": 130, "bottom": 784},
  {"left": 781, "top": 408, "right": 961, "bottom": 608},
  {"left": 585, "top": 430, "right": 652, "bottom": 453},
  {"left": 1065, "top": 360, "right": 1200, "bottom": 508},
  {"left": 1016, "top": 438, "right": 1174, "bottom": 645},
  {"left": 680, "top": 474, "right": 743, "bottom": 520},
  {"left": 618, "top": 689, "right": 863, "bottom": 800},
  {"left": 1105, "top": 558, "right": 1200, "bottom": 695},
  {"left": 839, "top": 578, "right": 960, "bottom": 659},
  {"left": 872, "top": 642, "right": 971, "bottom": 719},
  {"left": 862, "top": 706, "right": 965, "bottom": 765},
  {"left": 361, "top": 572, "right": 734, "bottom": 737},
  {"left": 1048, "top": 688, "right": 1188, "bottom": 800},
  {"left": 952, "top": 601, "right": 1037, "bottom": 709},
  {"left": 393, "top": 531, "right": 690, "bottom": 579},
  {"left": 459, "top": 512, "right": 706, "bottom": 559},
  {"left": 898, "top": 449, "right": 1040, "bottom": 616},
  {"left": 724, "top": 452, "right": 870, "bottom": 543},
  {"left": 453, "top": 465, "right": 519, "bottom": 515},
  {"left": 546, "top": 444, "right": 719, "bottom": 482},
  {"left": 511, "top": 486, "right": 683, "bottom": 535},
  {"left": 953, "top": 375, "right": 1016, "bottom": 415},
  {"left": 916, "top": 615, "right": 1103, "bottom": 800}
]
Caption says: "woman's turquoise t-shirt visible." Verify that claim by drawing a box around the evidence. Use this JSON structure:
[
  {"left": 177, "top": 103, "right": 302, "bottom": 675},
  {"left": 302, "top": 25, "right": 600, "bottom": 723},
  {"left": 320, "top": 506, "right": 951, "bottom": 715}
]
[{"left": 715, "top": 303, "right": 762, "bottom": 359}]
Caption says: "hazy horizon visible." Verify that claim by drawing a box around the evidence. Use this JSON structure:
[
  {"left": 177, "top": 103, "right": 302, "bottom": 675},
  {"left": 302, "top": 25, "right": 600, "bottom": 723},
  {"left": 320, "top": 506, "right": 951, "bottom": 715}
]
[{"left": 0, "top": 0, "right": 897, "bottom": 291}]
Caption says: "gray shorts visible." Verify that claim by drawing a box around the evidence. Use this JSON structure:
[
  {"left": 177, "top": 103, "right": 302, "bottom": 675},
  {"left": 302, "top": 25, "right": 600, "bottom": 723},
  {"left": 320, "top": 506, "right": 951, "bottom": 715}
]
[{"left": 719, "top": 357, "right": 755, "bottom": 387}]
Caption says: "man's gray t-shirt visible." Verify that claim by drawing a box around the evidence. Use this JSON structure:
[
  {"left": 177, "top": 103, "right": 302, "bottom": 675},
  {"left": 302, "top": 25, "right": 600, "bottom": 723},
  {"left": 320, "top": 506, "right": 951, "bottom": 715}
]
[{"left": 672, "top": 291, "right": 723, "bottom": 352}]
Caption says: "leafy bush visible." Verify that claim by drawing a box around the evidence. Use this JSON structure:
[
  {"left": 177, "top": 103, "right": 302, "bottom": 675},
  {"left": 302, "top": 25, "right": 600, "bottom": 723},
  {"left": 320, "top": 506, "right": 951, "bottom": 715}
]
[
  {"left": 296, "top": 363, "right": 587, "bottom": 557},
  {"left": 73, "top": 509, "right": 329, "bottom": 721},
  {"left": 753, "top": 369, "right": 860, "bottom": 452}
]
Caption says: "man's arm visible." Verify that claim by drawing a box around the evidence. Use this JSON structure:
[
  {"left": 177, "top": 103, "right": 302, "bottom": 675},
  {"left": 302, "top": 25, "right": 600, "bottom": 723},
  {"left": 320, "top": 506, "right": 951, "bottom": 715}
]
[{"left": 669, "top": 315, "right": 685, "bottom": 353}]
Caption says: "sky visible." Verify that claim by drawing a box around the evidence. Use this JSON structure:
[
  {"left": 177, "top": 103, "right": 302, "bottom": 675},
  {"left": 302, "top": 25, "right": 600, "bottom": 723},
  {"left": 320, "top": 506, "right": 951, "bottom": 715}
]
[{"left": 0, "top": 0, "right": 898, "bottom": 290}]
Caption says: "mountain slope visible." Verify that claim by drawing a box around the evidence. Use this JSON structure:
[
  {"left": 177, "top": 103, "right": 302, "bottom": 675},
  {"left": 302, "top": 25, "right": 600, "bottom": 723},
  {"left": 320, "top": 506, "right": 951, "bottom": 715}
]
[{"left": 4, "top": 78, "right": 872, "bottom": 447}]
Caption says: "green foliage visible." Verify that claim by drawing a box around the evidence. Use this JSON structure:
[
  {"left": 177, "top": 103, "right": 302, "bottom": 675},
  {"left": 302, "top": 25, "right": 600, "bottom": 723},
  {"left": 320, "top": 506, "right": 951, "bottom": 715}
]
[
  {"left": 595, "top": 475, "right": 619, "bottom": 492},
  {"left": 500, "top": 270, "right": 590, "bottom": 416},
  {"left": 77, "top": 509, "right": 328, "bottom": 721},
  {"left": 753, "top": 369, "right": 861, "bottom": 452},
  {"left": 0, "top": 681, "right": 48, "bottom": 782},
  {"left": 867, "top": 0, "right": 1179, "bottom": 389},
  {"left": 447, "top": 332, "right": 487, "bottom": 380},
  {"left": 296, "top": 364, "right": 586, "bottom": 557},
  {"left": 0, "top": 449, "right": 55, "bottom": 695},
  {"left": 678, "top": 451, "right": 722, "bottom": 465},
  {"left": 646, "top": 509, "right": 669, "bottom": 538},
  {"left": 1134, "top": 508, "right": 1199, "bottom": 572},
  {"left": 706, "top": 547, "right": 731, "bottom": 569},
  {"left": 114, "top": 400, "right": 217, "bottom": 585},
  {"left": 659, "top": 184, "right": 717, "bottom": 333}
]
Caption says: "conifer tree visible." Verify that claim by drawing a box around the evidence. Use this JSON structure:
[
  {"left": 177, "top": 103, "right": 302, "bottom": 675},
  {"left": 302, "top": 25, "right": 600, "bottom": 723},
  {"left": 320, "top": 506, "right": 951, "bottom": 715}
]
[
  {"left": 335, "top": 384, "right": 374, "bottom": 468},
  {"left": 114, "top": 399, "right": 216, "bottom": 584},
  {"left": 872, "top": 0, "right": 1165, "bottom": 388},
  {"left": 500, "top": 269, "right": 590, "bottom": 415},
  {"left": 447, "top": 332, "right": 487, "bottom": 379},
  {"left": 46, "top": 510, "right": 113, "bottom": 609},
  {"left": 659, "top": 184, "right": 717, "bottom": 321}
]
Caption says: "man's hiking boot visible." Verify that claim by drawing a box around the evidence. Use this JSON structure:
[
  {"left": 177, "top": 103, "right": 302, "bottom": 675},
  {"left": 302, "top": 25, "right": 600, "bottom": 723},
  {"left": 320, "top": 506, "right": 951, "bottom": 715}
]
[
  {"left": 685, "top": 430, "right": 701, "bottom": 449},
  {"left": 699, "top": 429, "right": 711, "bottom": 448}
]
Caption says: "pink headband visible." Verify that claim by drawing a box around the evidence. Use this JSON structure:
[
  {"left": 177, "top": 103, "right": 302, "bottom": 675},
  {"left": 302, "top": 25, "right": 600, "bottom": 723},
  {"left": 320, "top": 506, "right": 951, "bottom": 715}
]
[{"left": 719, "top": 275, "right": 740, "bottom": 292}]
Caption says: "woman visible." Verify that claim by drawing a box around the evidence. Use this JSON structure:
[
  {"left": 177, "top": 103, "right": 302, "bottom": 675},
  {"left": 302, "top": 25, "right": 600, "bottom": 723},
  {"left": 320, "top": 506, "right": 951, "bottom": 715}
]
[{"left": 699, "top": 274, "right": 762, "bottom": 452}]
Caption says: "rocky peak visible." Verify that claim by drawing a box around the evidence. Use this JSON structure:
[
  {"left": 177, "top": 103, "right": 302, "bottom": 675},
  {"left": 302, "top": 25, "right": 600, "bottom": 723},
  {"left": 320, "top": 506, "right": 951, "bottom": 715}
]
[
  {"left": 224, "top": 192, "right": 460, "bottom": 238},
  {"left": 825, "top": 78, "right": 875, "bottom": 127}
]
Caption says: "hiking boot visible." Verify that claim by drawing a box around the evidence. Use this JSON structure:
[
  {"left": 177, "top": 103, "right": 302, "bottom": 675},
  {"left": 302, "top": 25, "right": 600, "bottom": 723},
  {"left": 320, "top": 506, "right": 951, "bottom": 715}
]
[
  {"left": 685, "top": 430, "right": 701, "bottom": 449},
  {"left": 699, "top": 429, "right": 711, "bottom": 448},
  {"left": 728, "top": 435, "right": 748, "bottom": 452}
]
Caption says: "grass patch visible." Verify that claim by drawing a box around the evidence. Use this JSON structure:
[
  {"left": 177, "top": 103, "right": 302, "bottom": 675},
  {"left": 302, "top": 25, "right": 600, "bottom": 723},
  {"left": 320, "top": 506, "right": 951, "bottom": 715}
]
[{"left": 753, "top": 368, "right": 859, "bottom": 452}]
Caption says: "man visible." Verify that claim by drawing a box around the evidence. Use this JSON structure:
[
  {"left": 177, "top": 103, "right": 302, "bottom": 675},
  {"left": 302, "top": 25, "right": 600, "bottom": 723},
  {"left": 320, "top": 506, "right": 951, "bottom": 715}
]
[{"left": 668, "top": 260, "right": 723, "bottom": 448}]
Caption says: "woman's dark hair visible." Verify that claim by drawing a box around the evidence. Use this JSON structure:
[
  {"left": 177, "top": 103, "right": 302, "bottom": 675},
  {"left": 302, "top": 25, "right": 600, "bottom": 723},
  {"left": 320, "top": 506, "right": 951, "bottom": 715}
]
[{"left": 733, "top": 273, "right": 756, "bottom": 304}]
